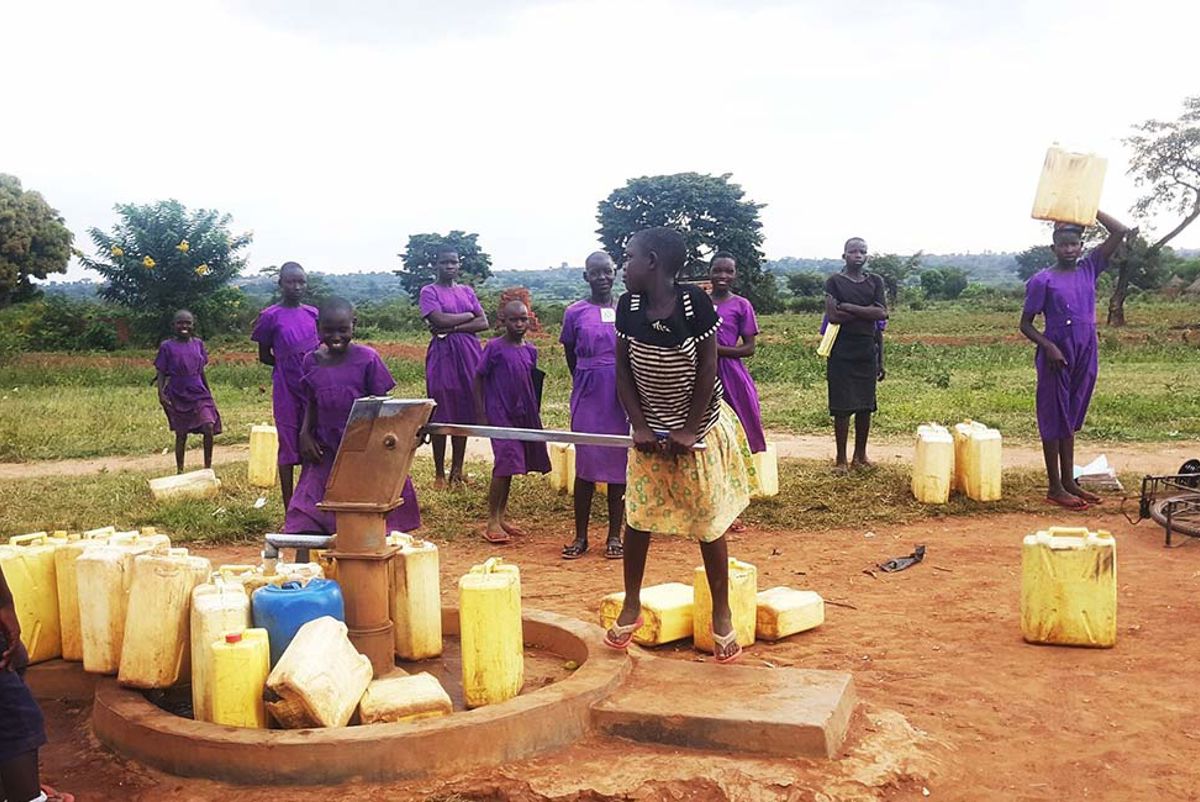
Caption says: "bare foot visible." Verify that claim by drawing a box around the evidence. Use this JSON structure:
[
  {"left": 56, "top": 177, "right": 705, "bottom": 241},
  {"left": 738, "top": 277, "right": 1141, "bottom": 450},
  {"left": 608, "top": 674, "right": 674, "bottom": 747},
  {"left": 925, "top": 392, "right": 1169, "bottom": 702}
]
[
  {"left": 1046, "top": 489, "right": 1088, "bottom": 510},
  {"left": 851, "top": 457, "right": 875, "bottom": 471},
  {"left": 501, "top": 519, "right": 528, "bottom": 538},
  {"left": 728, "top": 518, "right": 746, "bottom": 533},
  {"left": 449, "top": 472, "right": 469, "bottom": 489},
  {"left": 833, "top": 462, "right": 850, "bottom": 475},
  {"left": 433, "top": 476, "right": 448, "bottom": 490}
]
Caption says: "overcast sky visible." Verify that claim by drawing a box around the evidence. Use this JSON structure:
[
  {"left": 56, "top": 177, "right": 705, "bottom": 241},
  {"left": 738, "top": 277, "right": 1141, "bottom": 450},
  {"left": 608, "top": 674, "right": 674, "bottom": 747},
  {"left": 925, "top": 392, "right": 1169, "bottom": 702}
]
[{"left": 5, "top": 0, "right": 1199, "bottom": 280}]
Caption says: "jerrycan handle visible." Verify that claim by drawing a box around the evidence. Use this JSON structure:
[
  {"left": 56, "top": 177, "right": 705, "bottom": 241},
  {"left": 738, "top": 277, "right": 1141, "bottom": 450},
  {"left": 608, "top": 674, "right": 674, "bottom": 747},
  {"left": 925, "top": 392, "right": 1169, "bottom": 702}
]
[
  {"left": 219, "top": 564, "right": 258, "bottom": 576},
  {"left": 473, "top": 557, "right": 505, "bottom": 575},
  {"left": 1046, "top": 526, "right": 1091, "bottom": 538},
  {"left": 9, "top": 533, "right": 49, "bottom": 547}
]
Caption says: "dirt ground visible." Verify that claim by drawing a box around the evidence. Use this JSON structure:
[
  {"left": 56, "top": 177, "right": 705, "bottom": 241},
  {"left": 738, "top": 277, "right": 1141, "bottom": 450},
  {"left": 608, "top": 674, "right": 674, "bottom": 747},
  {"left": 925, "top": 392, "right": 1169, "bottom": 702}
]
[
  {"left": 31, "top": 506, "right": 1200, "bottom": 801},
  {"left": 2, "top": 434, "right": 1194, "bottom": 481}
]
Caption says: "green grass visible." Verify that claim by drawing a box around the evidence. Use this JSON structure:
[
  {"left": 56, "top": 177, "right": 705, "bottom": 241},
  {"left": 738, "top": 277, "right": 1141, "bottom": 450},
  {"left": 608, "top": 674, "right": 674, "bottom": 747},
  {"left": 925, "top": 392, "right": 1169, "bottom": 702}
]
[
  {"left": 0, "top": 298, "right": 1197, "bottom": 462},
  {"left": 0, "top": 456, "right": 1067, "bottom": 544}
]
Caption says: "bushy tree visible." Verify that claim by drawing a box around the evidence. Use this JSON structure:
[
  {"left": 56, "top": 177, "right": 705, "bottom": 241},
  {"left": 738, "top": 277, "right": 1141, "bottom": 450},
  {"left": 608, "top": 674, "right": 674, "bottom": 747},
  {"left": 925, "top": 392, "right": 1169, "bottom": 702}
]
[
  {"left": 1112, "top": 95, "right": 1200, "bottom": 325},
  {"left": 920, "top": 267, "right": 969, "bottom": 300},
  {"left": 787, "top": 271, "right": 826, "bottom": 297},
  {"left": 868, "top": 252, "right": 922, "bottom": 303},
  {"left": 1014, "top": 245, "right": 1053, "bottom": 281},
  {"left": 80, "top": 200, "right": 251, "bottom": 338},
  {"left": 0, "top": 174, "right": 74, "bottom": 306},
  {"left": 395, "top": 231, "right": 492, "bottom": 301},
  {"left": 596, "top": 172, "right": 780, "bottom": 312}
]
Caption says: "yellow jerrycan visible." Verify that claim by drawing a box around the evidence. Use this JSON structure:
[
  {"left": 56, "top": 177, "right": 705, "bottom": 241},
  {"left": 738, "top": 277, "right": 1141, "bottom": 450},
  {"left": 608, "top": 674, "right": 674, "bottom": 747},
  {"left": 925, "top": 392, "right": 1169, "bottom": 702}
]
[
  {"left": 751, "top": 443, "right": 779, "bottom": 498},
  {"left": 458, "top": 557, "right": 523, "bottom": 708},
  {"left": 755, "top": 587, "right": 825, "bottom": 640},
  {"left": 76, "top": 534, "right": 170, "bottom": 674},
  {"left": 265, "top": 616, "right": 373, "bottom": 729},
  {"left": 1021, "top": 526, "right": 1116, "bottom": 648},
  {"left": 56, "top": 528, "right": 121, "bottom": 662},
  {"left": 548, "top": 443, "right": 570, "bottom": 493},
  {"left": 191, "top": 575, "right": 252, "bottom": 723},
  {"left": 693, "top": 558, "right": 758, "bottom": 652},
  {"left": 248, "top": 423, "right": 279, "bottom": 488},
  {"left": 211, "top": 629, "right": 270, "bottom": 728},
  {"left": 118, "top": 548, "right": 212, "bottom": 688},
  {"left": 0, "top": 533, "right": 67, "bottom": 664},
  {"left": 953, "top": 420, "right": 1002, "bottom": 501},
  {"left": 148, "top": 468, "right": 221, "bottom": 501},
  {"left": 387, "top": 532, "right": 442, "bottom": 660},
  {"left": 912, "top": 424, "right": 954, "bottom": 504},
  {"left": 599, "top": 582, "right": 695, "bottom": 646},
  {"left": 358, "top": 672, "right": 454, "bottom": 724},
  {"left": 1031, "top": 146, "right": 1108, "bottom": 226}
]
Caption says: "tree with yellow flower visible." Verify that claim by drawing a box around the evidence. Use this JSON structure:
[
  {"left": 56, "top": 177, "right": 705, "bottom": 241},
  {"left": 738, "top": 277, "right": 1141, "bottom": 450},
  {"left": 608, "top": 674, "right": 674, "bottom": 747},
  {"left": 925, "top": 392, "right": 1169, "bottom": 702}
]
[{"left": 80, "top": 199, "right": 252, "bottom": 339}]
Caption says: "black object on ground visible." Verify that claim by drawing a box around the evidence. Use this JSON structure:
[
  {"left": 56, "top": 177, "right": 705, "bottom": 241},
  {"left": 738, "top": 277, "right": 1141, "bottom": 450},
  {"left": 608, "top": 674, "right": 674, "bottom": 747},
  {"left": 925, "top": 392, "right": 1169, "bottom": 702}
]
[{"left": 878, "top": 545, "right": 926, "bottom": 573}]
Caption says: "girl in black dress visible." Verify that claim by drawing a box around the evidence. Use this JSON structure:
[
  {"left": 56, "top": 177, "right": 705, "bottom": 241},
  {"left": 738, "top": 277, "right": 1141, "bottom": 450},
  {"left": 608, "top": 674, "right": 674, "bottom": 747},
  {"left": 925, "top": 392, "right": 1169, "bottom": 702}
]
[{"left": 824, "top": 237, "right": 888, "bottom": 472}]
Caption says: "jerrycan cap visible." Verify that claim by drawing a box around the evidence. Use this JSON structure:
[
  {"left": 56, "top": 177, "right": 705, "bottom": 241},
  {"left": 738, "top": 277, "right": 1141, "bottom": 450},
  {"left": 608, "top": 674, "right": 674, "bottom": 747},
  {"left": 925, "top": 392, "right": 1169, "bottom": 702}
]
[{"left": 225, "top": 632, "right": 243, "bottom": 644}]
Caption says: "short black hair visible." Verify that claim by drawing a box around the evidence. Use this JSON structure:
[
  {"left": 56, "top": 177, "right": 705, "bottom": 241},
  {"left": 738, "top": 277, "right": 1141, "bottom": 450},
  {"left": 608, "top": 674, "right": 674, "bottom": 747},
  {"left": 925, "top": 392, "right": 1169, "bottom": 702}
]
[
  {"left": 631, "top": 227, "right": 687, "bottom": 275},
  {"left": 1052, "top": 224, "right": 1085, "bottom": 244},
  {"left": 712, "top": 251, "right": 736, "bottom": 264},
  {"left": 279, "top": 261, "right": 305, "bottom": 276},
  {"left": 318, "top": 296, "right": 354, "bottom": 321},
  {"left": 844, "top": 237, "right": 867, "bottom": 251},
  {"left": 435, "top": 247, "right": 459, "bottom": 259}
]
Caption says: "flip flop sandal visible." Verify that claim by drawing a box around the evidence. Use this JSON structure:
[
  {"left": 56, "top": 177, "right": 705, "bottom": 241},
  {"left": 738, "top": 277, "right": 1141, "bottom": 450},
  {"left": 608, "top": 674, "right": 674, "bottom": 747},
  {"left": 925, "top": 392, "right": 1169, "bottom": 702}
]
[
  {"left": 482, "top": 529, "right": 512, "bottom": 545},
  {"left": 604, "top": 540, "right": 624, "bottom": 560},
  {"left": 728, "top": 520, "right": 747, "bottom": 533},
  {"left": 561, "top": 542, "right": 588, "bottom": 560},
  {"left": 603, "top": 616, "right": 643, "bottom": 650},
  {"left": 712, "top": 627, "right": 743, "bottom": 664},
  {"left": 1045, "top": 496, "right": 1088, "bottom": 511},
  {"left": 42, "top": 787, "right": 76, "bottom": 802}
]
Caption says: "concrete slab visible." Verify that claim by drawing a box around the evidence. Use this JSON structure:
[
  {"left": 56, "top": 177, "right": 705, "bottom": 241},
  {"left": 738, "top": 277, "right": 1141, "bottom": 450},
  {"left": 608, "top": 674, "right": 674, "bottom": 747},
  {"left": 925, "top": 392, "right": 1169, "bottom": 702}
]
[
  {"left": 24, "top": 659, "right": 100, "bottom": 702},
  {"left": 591, "top": 655, "right": 856, "bottom": 758}
]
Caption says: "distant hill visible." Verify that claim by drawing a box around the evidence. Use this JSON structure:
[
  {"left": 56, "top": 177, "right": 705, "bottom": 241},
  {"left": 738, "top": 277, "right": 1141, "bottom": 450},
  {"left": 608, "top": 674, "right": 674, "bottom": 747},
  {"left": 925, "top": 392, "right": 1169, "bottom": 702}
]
[{"left": 766, "top": 252, "right": 1025, "bottom": 286}]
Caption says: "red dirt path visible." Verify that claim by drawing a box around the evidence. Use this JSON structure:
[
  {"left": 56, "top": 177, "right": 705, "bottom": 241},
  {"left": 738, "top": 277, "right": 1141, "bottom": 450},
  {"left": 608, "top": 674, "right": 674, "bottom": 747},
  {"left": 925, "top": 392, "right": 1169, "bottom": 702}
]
[{"left": 33, "top": 507, "right": 1200, "bottom": 801}]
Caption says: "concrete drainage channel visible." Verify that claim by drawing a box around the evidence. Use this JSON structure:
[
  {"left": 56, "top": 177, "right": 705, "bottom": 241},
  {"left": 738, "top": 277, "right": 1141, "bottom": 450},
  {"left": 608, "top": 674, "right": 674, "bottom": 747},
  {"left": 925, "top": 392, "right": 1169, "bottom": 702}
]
[{"left": 29, "top": 607, "right": 856, "bottom": 785}]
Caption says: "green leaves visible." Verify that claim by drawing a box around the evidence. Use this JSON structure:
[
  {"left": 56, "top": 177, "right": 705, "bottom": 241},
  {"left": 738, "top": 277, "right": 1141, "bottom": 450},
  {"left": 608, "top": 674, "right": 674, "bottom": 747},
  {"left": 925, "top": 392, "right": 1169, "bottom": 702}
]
[
  {"left": 0, "top": 174, "right": 74, "bottom": 306},
  {"left": 395, "top": 230, "right": 493, "bottom": 301}
]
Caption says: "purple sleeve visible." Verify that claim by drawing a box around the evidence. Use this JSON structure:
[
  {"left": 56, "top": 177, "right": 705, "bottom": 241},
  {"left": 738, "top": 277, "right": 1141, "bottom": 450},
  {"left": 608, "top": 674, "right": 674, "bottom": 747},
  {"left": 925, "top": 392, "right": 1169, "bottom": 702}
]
[
  {"left": 530, "top": 343, "right": 539, "bottom": 368},
  {"left": 418, "top": 285, "right": 440, "bottom": 318},
  {"left": 465, "top": 286, "right": 485, "bottom": 317},
  {"left": 199, "top": 339, "right": 209, "bottom": 367},
  {"left": 1080, "top": 250, "right": 1108, "bottom": 284},
  {"left": 559, "top": 305, "right": 577, "bottom": 346},
  {"left": 739, "top": 298, "right": 760, "bottom": 339},
  {"left": 476, "top": 341, "right": 495, "bottom": 379},
  {"left": 250, "top": 306, "right": 273, "bottom": 344},
  {"left": 365, "top": 350, "right": 397, "bottom": 396},
  {"left": 1023, "top": 273, "right": 1047, "bottom": 319},
  {"left": 154, "top": 342, "right": 170, "bottom": 374}
]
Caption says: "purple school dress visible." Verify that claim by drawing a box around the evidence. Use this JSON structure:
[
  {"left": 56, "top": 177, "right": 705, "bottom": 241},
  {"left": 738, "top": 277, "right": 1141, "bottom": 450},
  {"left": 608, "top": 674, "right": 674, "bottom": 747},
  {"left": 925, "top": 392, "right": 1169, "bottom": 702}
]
[
  {"left": 284, "top": 345, "right": 420, "bottom": 534},
  {"left": 154, "top": 337, "right": 223, "bottom": 434},
  {"left": 477, "top": 338, "right": 551, "bottom": 478},
  {"left": 1024, "top": 250, "right": 1107, "bottom": 441},
  {"left": 560, "top": 300, "right": 628, "bottom": 484},
  {"left": 715, "top": 295, "right": 767, "bottom": 454},
  {"left": 251, "top": 303, "right": 319, "bottom": 465},
  {"left": 419, "top": 283, "right": 485, "bottom": 424}
]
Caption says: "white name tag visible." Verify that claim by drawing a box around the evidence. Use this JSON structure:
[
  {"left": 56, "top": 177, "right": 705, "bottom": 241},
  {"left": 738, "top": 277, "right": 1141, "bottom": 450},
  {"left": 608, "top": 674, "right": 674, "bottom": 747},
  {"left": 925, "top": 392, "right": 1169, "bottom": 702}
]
[{"left": 600, "top": 307, "right": 616, "bottom": 324}]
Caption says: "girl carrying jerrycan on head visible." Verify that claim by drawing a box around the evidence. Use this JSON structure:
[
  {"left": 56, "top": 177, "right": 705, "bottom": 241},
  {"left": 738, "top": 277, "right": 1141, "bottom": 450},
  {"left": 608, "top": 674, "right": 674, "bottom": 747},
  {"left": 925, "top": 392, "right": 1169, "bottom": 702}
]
[
  {"left": 605, "top": 227, "right": 756, "bottom": 664},
  {"left": 155, "top": 309, "right": 222, "bottom": 473},
  {"left": 283, "top": 297, "right": 421, "bottom": 535}
]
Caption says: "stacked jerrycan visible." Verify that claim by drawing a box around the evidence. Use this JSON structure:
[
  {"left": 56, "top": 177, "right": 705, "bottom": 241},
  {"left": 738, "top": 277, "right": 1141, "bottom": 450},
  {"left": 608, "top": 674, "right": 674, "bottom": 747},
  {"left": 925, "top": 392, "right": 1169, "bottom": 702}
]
[
  {"left": 0, "top": 532, "right": 69, "bottom": 664},
  {"left": 191, "top": 573, "right": 253, "bottom": 723},
  {"left": 912, "top": 424, "right": 954, "bottom": 504},
  {"left": 77, "top": 531, "right": 171, "bottom": 674},
  {"left": 118, "top": 547, "right": 212, "bottom": 688},
  {"left": 148, "top": 468, "right": 222, "bottom": 501},
  {"left": 247, "top": 423, "right": 279, "bottom": 488},
  {"left": 599, "top": 582, "right": 695, "bottom": 646},
  {"left": 693, "top": 558, "right": 758, "bottom": 652},
  {"left": 252, "top": 578, "right": 345, "bottom": 667},
  {"left": 211, "top": 628, "right": 271, "bottom": 728},
  {"left": 265, "top": 616, "right": 372, "bottom": 728},
  {"left": 953, "top": 420, "right": 1003, "bottom": 502},
  {"left": 56, "top": 526, "right": 117, "bottom": 661},
  {"left": 1021, "top": 526, "right": 1117, "bottom": 648},
  {"left": 1031, "top": 146, "right": 1107, "bottom": 226}
]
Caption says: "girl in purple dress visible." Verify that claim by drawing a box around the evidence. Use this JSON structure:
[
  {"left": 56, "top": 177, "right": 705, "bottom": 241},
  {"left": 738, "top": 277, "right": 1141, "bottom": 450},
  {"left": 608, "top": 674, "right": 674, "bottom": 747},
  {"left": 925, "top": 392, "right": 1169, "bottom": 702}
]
[
  {"left": 1020, "top": 212, "right": 1133, "bottom": 511},
  {"left": 252, "top": 262, "right": 319, "bottom": 508},
  {"left": 709, "top": 253, "right": 766, "bottom": 453},
  {"left": 419, "top": 249, "right": 490, "bottom": 488},
  {"left": 284, "top": 298, "right": 420, "bottom": 534},
  {"left": 560, "top": 252, "right": 628, "bottom": 560},
  {"left": 473, "top": 300, "right": 551, "bottom": 544},
  {"left": 155, "top": 309, "right": 222, "bottom": 473}
]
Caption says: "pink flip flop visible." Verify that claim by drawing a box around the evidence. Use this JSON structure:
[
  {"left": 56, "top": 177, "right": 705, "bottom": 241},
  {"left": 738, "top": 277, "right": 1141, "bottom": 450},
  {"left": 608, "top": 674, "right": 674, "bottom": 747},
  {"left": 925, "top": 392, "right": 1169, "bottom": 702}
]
[
  {"left": 603, "top": 616, "right": 643, "bottom": 650},
  {"left": 712, "top": 627, "right": 743, "bottom": 664}
]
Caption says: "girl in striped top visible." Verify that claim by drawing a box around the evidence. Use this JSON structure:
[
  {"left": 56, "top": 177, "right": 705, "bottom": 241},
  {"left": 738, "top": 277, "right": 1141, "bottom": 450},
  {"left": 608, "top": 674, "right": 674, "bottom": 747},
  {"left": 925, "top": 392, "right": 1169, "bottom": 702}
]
[{"left": 604, "top": 227, "right": 757, "bottom": 664}]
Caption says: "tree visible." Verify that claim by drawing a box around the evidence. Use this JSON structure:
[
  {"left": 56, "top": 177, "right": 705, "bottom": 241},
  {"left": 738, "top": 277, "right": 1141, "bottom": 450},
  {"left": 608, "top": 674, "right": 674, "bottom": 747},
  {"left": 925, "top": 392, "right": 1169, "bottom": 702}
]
[
  {"left": 787, "top": 271, "right": 826, "bottom": 297},
  {"left": 1112, "top": 95, "right": 1200, "bottom": 326},
  {"left": 79, "top": 200, "right": 251, "bottom": 338},
  {"left": 596, "top": 172, "right": 780, "bottom": 312},
  {"left": 395, "top": 231, "right": 492, "bottom": 301},
  {"left": 0, "top": 174, "right": 74, "bottom": 307},
  {"left": 868, "top": 252, "right": 922, "bottom": 303},
  {"left": 1014, "top": 245, "right": 1053, "bottom": 281}
]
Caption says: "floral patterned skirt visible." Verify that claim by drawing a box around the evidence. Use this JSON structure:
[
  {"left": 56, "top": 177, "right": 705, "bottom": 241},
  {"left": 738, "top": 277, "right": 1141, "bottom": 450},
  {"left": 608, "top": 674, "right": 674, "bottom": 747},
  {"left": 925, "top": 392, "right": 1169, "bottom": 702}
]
[{"left": 625, "top": 403, "right": 758, "bottom": 542}]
